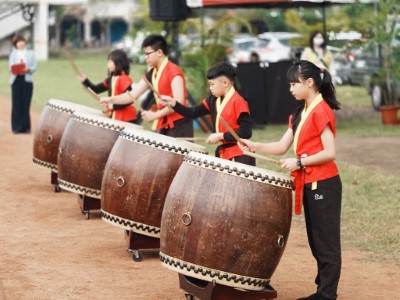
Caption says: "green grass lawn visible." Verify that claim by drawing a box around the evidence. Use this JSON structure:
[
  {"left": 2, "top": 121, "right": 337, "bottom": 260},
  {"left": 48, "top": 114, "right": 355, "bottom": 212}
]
[{"left": 0, "top": 53, "right": 398, "bottom": 264}]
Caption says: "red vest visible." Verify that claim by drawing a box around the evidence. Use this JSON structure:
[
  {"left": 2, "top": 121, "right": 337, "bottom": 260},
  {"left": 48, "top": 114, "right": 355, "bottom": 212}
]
[
  {"left": 289, "top": 100, "right": 338, "bottom": 184},
  {"left": 104, "top": 73, "right": 136, "bottom": 122},
  {"left": 153, "top": 61, "right": 188, "bottom": 130},
  {"left": 203, "top": 91, "right": 250, "bottom": 160}
]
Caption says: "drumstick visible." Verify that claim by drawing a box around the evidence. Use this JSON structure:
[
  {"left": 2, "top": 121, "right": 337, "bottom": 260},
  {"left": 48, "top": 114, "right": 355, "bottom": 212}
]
[
  {"left": 142, "top": 75, "right": 173, "bottom": 111},
  {"left": 142, "top": 75, "right": 161, "bottom": 99},
  {"left": 218, "top": 116, "right": 245, "bottom": 146},
  {"left": 126, "top": 91, "right": 144, "bottom": 112},
  {"left": 65, "top": 49, "right": 83, "bottom": 76},
  {"left": 175, "top": 137, "right": 207, "bottom": 142},
  {"left": 218, "top": 116, "right": 280, "bottom": 165},
  {"left": 243, "top": 150, "right": 281, "bottom": 165},
  {"left": 86, "top": 87, "right": 101, "bottom": 101}
]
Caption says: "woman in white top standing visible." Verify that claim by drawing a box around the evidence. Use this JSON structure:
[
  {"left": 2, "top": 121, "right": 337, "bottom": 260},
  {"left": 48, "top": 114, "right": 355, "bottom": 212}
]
[
  {"left": 301, "top": 31, "right": 336, "bottom": 83},
  {"left": 8, "top": 34, "right": 37, "bottom": 133}
]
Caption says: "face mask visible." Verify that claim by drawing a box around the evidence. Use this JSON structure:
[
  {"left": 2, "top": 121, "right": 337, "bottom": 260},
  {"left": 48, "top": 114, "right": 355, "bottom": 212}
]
[{"left": 313, "top": 37, "right": 324, "bottom": 46}]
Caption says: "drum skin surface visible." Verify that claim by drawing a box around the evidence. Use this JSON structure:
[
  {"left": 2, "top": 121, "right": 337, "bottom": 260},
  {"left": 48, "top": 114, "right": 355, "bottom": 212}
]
[
  {"left": 160, "top": 152, "right": 293, "bottom": 291},
  {"left": 101, "top": 129, "right": 208, "bottom": 238},
  {"left": 33, "top": 99, "right": 101, "bottom": 171},
  {"left": 57, "top": 112, "right": 142, "bottom": 198}
]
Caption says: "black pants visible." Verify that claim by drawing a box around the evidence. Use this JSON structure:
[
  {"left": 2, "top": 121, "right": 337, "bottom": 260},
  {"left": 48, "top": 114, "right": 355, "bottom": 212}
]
[
  {"left": 303, "top": 175, "right": 342, "bottom": 300},
  {"left": 11, "top": 76, "right": 33, "bottom": 133},
  {"left": 158, "top": 117, "right": 193, "bottom": 138}
]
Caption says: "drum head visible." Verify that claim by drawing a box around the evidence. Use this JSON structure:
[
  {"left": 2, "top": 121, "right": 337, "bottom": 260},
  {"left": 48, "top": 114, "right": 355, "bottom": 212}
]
[
  {"left": 47, "top": 99, "right": 102, "bottom": 115},
  {"left": 185, "top": 151, "right": 292, "bottom": 188},
  {"left": 120, "top": 128, "right": 208, "bottom": 154},
  {"left": 71, "top": 111, "right": 143, "bottom": 132}
]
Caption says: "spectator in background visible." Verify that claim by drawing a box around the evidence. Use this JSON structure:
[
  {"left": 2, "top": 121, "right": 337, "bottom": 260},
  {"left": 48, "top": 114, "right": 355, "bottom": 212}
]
[
  {"left": 8, "top": 34, "right": 36, "bottom": 133},
  {"left": 301, "top": 31, "right": 336, "bottom": 83},
  {"left": 249, "top": 51, "right": 260, "bottom": 62}
]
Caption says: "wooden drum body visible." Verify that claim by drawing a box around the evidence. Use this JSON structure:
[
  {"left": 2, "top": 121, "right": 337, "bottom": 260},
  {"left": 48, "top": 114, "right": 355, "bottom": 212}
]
[
  {"left": 33, "top": 99, "right": 101, "bottom": 171},
  {"left": 57, "top": 111, "right": 142, "bottom": 198},
  {"left": 101, "top": 129, "right": 207, "bottom": 239},
  {"left": 160, "top": 152, "right": 293, "bottom": 291}
]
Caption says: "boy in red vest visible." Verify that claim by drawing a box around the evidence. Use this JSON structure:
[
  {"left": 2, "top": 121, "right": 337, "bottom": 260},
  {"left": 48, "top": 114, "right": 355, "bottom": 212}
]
[
  {"left": 160, "top": 62, "right": 255, "bottom": 166},
  {"left": 100, "top": 34, "right": 193, "bottom": 137}
]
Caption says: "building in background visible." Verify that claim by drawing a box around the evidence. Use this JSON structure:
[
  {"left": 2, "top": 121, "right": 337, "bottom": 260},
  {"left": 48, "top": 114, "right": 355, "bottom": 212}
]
[{"left": 0, "top": 0, "right": 138, "bottom": 60}]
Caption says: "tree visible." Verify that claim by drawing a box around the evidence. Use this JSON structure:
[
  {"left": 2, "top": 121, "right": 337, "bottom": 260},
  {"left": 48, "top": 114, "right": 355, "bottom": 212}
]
[{"left": 364, "top": 0, "right": 400, "bottom": 108}]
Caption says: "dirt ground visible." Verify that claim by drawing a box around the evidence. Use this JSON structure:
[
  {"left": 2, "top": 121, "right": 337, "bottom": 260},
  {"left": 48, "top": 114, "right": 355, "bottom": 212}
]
[{"left": 0, "top": 95, "right": 399, "bottom": 300}]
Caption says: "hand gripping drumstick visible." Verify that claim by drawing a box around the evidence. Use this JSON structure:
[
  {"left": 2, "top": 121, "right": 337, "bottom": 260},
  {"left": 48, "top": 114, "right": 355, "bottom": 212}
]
[
  {"left": 218, "top": 116, "right": 280, "bottom": 165},
  {"left": 142, "top": 75, "right": 173, "bottom": 111}
]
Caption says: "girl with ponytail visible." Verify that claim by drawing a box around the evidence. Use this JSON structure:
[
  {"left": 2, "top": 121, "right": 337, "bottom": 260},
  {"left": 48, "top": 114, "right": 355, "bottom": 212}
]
[{"left": 240, "top": 60, "right": 342, "bottom": 300}]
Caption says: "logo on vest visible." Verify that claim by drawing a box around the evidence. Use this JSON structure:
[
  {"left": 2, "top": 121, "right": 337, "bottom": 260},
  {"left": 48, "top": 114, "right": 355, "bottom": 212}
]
[{"left": 314, "top": 194, "right": 324, "bottom": 200}]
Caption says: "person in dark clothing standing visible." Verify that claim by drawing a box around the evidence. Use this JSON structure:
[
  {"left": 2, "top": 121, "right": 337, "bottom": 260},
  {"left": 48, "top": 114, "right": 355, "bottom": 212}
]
[{"left": 8, "top": 34, "right": 36, "bottom": 133}]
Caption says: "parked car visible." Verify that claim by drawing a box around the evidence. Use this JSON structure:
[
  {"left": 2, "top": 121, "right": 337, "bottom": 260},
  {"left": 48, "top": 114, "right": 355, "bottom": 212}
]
[
  {"left": 368, "top": 79, "right": 400, "bottom": 110},
  {"left": 348, "top": 50, "right": 400, "bottom": 110},
  {"left": 365, "top": 55, "right": 400, "bottom": 110},
  {"left": 333, "top": 53, "right": 352, "bottom": 85},
  {"left": 226, "top": 34, "right": 263, "bottom": 66},
  {"left": 252, "top": 32, "right": 302, "bottom": 63},
  {"left": 347, "top": 53, "right": 380, "bottom": 86}
]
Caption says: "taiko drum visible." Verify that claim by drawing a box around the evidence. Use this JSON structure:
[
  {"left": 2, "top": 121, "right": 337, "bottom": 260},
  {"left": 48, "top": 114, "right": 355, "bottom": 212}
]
[
  {"left": 160, "top": 152, "right": 293, "bottom": 291},
  {"left": 101, "top": 128, "right": 208, "bottom": 239},
  {"left": 57, "top": 111, "right": 143, "bottom": 198},
  {"left": 33, "top": 99, "right": 101, "bottom": 171}
]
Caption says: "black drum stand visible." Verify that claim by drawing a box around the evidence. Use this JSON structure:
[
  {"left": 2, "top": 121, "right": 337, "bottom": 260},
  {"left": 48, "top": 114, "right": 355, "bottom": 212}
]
[
  {"left": 179, "top": 274, "right": 277, "bottom": 300},
  {"left": 124, "top": 230, "right": 160, "bottom": 262},
  {"left": 77, "top": 194, "right": 100, "bottom": 220},
  {"left": 51, "top": 171, "right": 61, "bottom": 192}
]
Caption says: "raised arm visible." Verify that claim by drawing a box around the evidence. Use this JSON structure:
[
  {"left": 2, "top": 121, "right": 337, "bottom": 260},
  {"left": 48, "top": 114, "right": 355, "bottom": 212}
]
[
  {"left": 240, "top": 128, "right": 293, "bottom": 156},
  {"left": 100, "top": 78, "right": 149, "bottom": 105}
]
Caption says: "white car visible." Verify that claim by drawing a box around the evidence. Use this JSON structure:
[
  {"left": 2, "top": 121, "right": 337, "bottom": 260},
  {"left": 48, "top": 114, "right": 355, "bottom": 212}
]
[
  {"left": 226, "top": 34, "right": 266, "bottom": 66},
  {"left": 252, "top": 32, "right": 302, "bottom": 63}
]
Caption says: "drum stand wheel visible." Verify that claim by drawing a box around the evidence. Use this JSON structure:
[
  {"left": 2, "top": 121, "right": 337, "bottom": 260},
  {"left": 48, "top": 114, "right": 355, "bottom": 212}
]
[
  {"left": 185, "top": 292, "right": 195, "bottom": 300},
  {"left": 124, "top": 230, "right": 160, "bottom": 262},
  {"left": 131, "top": 250, "right": 143, "bottom": 262},
  {"left": 51, "top": 171, "right": 61, "bottom": 193},
  {"left": 77, "top": 194, "right": 101, "bottom": 220},
  {"left": 178, "top": 274, "right": 277, "bottom": 300}
]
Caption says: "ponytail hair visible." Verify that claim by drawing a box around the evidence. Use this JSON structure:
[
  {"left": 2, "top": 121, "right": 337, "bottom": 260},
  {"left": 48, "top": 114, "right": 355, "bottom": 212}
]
[{"left": 287, "top": 60, "right": 341, "bottom": 110}]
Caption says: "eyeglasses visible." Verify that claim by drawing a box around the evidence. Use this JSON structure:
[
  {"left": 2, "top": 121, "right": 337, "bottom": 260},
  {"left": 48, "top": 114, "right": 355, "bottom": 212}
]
[{"left": 144, "top": 50, "right": 156, "bottom": 57}]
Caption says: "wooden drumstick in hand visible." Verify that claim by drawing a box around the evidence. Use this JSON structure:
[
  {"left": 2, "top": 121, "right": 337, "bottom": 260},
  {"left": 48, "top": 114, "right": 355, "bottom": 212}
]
[
  {"left": 142, "top": 75, "right": 173, "bottom": 111},
  {"left": 218, "top": 116, "right": 280, "bottom": 165},
  {"left": 142, "top": 75, "right": 161, "bottom": 99}
]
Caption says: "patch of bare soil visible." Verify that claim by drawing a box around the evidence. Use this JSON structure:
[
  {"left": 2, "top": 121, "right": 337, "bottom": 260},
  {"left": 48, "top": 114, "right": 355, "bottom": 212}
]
[{"left": 0, "top": 96, "right": 399, "bottom": 299}]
